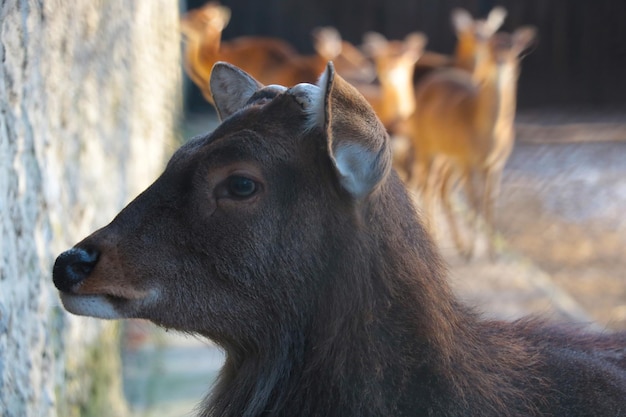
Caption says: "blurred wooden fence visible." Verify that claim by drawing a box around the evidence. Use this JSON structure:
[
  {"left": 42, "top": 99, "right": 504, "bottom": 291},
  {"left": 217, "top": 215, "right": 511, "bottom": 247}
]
[{"left": 184, "top": 0, "right": 626, "bottom": 109}]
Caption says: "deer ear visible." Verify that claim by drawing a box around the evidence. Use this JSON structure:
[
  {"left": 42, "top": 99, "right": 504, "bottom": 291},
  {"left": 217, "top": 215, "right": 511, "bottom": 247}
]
[
  {"left": 484, "top": 6, "right": 507, "bottom": 36},
  {"left": 317, "top": 62, "right": 391, "bottom": 199},
  {"left": 451, "top": 8, "right": 473, "bottom": 33},
  {"left": 211, "top": 4, "right": 231, "bottom": 31},
  {"left": 512, "top": 26, "right": 537, "bottom": 57},
  {"left": 312, "top": 27, "right": 342, "bottom": 60},
  {"left": 210, "top": 62, "right": 264, "bottom": 121},
  {"left": 362, "top": 32, "right": 388, "bottom": 57},
  {"left": 404, "top": 32, "right": 428, "bottom": 62}
]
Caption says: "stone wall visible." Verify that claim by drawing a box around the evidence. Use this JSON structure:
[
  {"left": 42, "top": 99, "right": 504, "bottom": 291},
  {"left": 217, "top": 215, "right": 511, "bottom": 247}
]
[{"left": 0, "top": 1, "right": 181, "bottom": 415}]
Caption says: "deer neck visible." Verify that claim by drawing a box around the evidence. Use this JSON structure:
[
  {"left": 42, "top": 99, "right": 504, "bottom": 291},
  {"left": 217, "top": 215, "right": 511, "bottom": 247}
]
[
  {"left": 378, "top": 67, "right": 416, "bottom": 127},
  {"left": 486, "top": 62, "right": 520, "bottom": 167},
  {"left": 494, "top": 63, "right": 519, "bottom": 142},
  {"left": 192, "top": 174, "right": 542, "bottom": 417},
  {"left": 454, "top": 36, "right": 477, "bottom": 72},
  {"left": 199, "top": 26, "right": 222, "bottom": 61},
  {"left": 182, "top": 27, "right": 221, "bottom": 92},
  {"left": 472, "top": 63, "right": 501, "bottom": 141},
  {"left": 202, "top": 178, "right": 459, "bottom": 417},
  {"left": 201, "top": 178, "right": 488, "bottom": 417}
]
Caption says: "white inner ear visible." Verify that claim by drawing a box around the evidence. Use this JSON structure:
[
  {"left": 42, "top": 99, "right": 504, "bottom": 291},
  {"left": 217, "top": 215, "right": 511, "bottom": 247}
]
[
  {"left": 333, "top": 142, "right": 378, "bottom": 198},
  {"left": 299, "top": 71, "right": 327, "bottom": 132}
]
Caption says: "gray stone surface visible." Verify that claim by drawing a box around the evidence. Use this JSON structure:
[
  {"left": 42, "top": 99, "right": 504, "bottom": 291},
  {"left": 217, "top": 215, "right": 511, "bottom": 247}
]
[{"left": 0, "top": 1, "right": 181, "bottom": 416}]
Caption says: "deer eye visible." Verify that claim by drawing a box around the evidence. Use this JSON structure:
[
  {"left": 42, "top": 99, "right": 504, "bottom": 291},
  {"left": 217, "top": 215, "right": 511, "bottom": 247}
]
[{"left": 227, "top": 175, "right": 257, "bottom": 198}]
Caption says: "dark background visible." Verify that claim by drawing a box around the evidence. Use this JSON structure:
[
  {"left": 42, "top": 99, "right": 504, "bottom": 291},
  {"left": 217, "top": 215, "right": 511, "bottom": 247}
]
[{"left": 183, "top": 0, "right": 626, "bottom": 111}]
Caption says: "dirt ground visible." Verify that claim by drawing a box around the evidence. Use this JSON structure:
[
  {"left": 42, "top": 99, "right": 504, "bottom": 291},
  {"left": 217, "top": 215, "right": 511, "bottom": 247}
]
[{"left": 495, "top": 140, "right": 626, "bottom": 330}]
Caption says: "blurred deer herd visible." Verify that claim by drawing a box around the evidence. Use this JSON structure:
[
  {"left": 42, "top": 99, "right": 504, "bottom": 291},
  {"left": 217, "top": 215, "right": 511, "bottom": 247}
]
[{"left": 180, "top": 1, "right": 537, "bottom": 260}]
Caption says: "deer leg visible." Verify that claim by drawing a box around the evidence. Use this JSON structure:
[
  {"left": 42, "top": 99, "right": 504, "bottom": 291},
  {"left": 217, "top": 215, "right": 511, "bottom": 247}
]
[
  {"left": 391, "top": 136, "right": 413, "bottom": 182},
  {"left": 483, "top": 166, "right": 503, "bottom": 261},
  {"left": 458, "top": 168, "right": 482, "bottom": 261},
  {"left": 406, "top": 150, "right": 427, "bottom": 194},
  {"left": 421, "top": 158, "right": 440, "bottom": 240},
  {"left": 439, "top": 163, "right": 468, "bottom": 259}
]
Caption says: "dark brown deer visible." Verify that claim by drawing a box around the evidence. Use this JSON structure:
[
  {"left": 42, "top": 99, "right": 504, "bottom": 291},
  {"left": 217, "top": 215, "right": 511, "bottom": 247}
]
[{"left": 53, "top": 62, "right": 626, "bottom": 417}]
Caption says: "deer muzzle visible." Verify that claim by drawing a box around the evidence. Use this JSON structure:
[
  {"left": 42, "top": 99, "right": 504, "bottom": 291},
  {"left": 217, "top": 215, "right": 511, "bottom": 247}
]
[{"left": 52, "top": 247, "right": 99, "bottom": 292}]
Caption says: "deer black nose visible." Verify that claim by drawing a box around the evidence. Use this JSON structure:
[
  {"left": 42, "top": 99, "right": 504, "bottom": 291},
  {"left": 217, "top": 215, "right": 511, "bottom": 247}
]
[{"left": 52, "top": 247, "right": 99, "bottom": 292}]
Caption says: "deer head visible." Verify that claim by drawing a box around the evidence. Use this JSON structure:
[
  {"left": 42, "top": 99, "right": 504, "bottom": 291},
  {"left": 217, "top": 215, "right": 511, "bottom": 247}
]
[
  {"left": 52, "top": 62, "right": 392, "bottom": 346},
  {"left": 451, "top": 7, "right": 508, "bottom": 73},
  {"left": 312, "top": 26, "right": 376, "bottom": 83},
  {"left": 180, "top": 1, "right": 231, "bottom": 43}
]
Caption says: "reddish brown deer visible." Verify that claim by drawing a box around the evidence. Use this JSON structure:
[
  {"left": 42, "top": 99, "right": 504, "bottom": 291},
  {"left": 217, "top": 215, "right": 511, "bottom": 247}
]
[
  {"left": 311, "top": 26, "right": 376, "bottom": 84},
  {"left": 360, "top": 32, "right": 427, "bottom": 129},
  {"left": 451, "top": 7, "right": 508, "bottom": 73},
  {"left": 406, "top": 7, "right": 507, "bottom": 87},
  {"left": 402, "top": 27, "right": 536, "bottom": 260},
  {"left": 358, "top": 31, "right": 427, "bottom": 179},
  {"left": 53, "top": 62, "right": 626, "bottom": 417},
  {"left": 361, "top": 8, "right": 507, "bottom": 181},
  {"left": 181, "top": 2, "right": 373, "bottom": 104}
]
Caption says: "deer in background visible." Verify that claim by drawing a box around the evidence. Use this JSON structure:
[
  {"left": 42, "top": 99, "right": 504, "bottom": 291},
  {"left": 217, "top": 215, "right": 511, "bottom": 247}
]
[
  {"left": 181, "top": 1, "right": 374, "bottom": 104},
  {"left": 360, "top": 32, "right": 427, "bottom": 129},
  {"left": 311, "top": 26, "right": 377, "bottom": 83},
  {"left": 451, "top": 7, "right": 508, "bottom": 73},
  {"left": 53, "top": 61, "right": 626, "bottom": 417},
  {"left": 358, "top": 32, "right": 427, "bottom": 177},
  {"left": 402, "top": 26, "right": 537, "bottom": 260},
  {"left": 409, "top": 7, "right": 508, "bottom": 85},
  {"left": 361, "top": 8, "right": 508, "bottom": 181}
]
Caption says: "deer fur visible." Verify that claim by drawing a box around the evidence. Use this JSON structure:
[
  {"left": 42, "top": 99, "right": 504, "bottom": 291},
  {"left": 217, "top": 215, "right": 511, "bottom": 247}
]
[
  {"left": 360, "top": 32, "right": 427, "bottom": 130},
  {"left": 452, "top": 7, "right": 508, "bottom": 73},
  {"left": 360, "top": 8, "right": 507, "bottom": 183},
  {"left": 53, "top": 62, "right": 626, "bottom": 417},
  {"left": 407, "top": 7, "right": 507, "bottom": 88},
  {"left": 181, "top": 2, "right": 373, "bottom": 104},
  {"left": 401, "top": 27, "right": 536, "bottom": 260}
]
